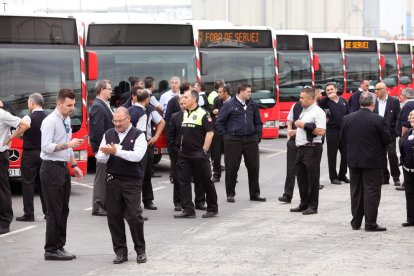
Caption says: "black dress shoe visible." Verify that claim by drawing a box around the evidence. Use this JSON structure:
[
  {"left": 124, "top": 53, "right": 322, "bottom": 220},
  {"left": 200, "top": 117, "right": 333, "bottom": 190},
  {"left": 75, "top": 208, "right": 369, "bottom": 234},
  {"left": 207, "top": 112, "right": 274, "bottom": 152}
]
[
  {"left": 396, "top": 185, "right": 405, "bottom": 191},
  {"left": 136, "top": 253, "right": 147, "bottom": 263},
  {"left": 144, "top": 202, "right": 157, "bottom": 210},
  {"left": 0, "top": 226, "right": 10, "bottom": 235},
  {"left": 212, "top": 176, "right": 220, "bottom": 183},
  {"left": 57, "top": 248, "right": 76, "bottom": 259},
  {"left": 383, "top": 179, "right": 390, "bottom": 185},
  {"left": 402, "top": 221, "right": 414, "bottom": 227},
  {"left": 174, "top": 205, "right": 182, "bottom": 212},
  {"left": 278, "top": 195, "right": 292, "bottom": 203},
  {"left": 220, "top": 165, "right": 225, "bottom": 171},
  {"left": 290, "top": 206, "right": 307, "bottom": 212},
  {"left": 174, "top": 212, "right": 196, "bottom": 218},
  {"left": 227, "top": 196, "right": 235, "bottom": 203},
  {"left": 44, "top": 250, "right": 74, "bottom": 261},
  {"left": 394, "top": 180, "right": 401, "bottom": 186},
  {"left": 202, "top": 211, "right": 218, "bottom": 218},
  {"left": 250, "top": 196, "right": 266, "bottom": 202},
  {"left": 151, "top": 172, "right": 162, "bottom": 178},
  {"left": 16, "top": 215, "right": 35, "bottom": 222},
  {"left": 319, "top": 185, "right": 324, "bottom": 190},
  {"left": 331, "top": 178, "right": 341, "bottom": 185},
  {"left": 352, "top": 225, "right": 361, "bottom": 230},
  {"left": 339, "top": 177, "right": 350, "bottom": 183},
  {"left": 92, "top": 207, "right": 108, "bottom": 216},
  {"left": 302, "top": 208, "right": 317, "bottom": 215},
  {"left": 195, "top": 204, "right": 207, "bottom": 210},
  {"left": 139, "top": 215, "right": 148, "bottom": 221},
  {"left": 113, "top": 254, "right": 128, "bottom": 264},
  {"left": 365, "top": 225, "right": 387, "bottom": 232}
]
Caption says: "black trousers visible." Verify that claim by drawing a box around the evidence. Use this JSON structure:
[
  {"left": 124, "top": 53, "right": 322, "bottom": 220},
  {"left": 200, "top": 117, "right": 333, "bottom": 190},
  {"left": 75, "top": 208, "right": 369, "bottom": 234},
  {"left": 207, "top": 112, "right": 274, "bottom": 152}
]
[
  {"left": 349, "top": 168, "right": 382, "bottom": 228},
  {"left": 141, "top": 146, "right": 154, "bottom": 204},
  {"left": 384, "top": 140, "right": 400, "bottom": 182},
  {"left": 211, "top": 130, "right": 224, "bottom": 178},
  {"left": 40, "top": 161, "right": 71, "bottom": 252},
  {"left": 283, "top": 139, "right": 298, "bottom": 199},
  {"left": 106, "top": 176, "right": 145, "bottom": 255},
  {"left": 177, "top": 153, "right": 218, "bottom": 214},
  {"left": 21, "top": 150, "right": 47, "bottom": 217},
  {"left": 326, "top": 130, "right": 347, "bottom": 180},
  {"left": 295, "top": 144, "right": 323, "bottom": 211},
  {"left": 0, "top": 151, "right": 13, "bottom": 229},
  {"left": 223, "top": 135, "right": 261, "bottom": 198},
  {"left": 403, "top": 169, "right": 414, "bottom": 223}
]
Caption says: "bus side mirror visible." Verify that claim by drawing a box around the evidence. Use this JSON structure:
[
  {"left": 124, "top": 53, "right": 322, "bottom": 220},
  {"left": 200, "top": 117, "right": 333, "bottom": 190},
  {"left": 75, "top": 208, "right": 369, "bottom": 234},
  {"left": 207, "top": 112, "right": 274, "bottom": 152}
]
[
  {"left": 200, "top": 51, "right": 209, "bottom": 76},
  {"left": 313, "top": 53, "right": 320, "bottom": 71},
  {"left": 380, "top": 54, "right": 385, "bottom": 69},
  {"left": 86, "top": 51, "right": 98, "bottom": 81}
]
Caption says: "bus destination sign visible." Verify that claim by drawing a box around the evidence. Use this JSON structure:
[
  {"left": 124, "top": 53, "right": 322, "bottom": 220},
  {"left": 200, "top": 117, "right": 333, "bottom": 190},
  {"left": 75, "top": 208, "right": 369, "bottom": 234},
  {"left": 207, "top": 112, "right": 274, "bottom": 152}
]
[
  {"left": 344, "top": 40, "right": 377, "bottom": 52},
  {"left": 199, "top": 30, "right": 272, "bottom": 48}
]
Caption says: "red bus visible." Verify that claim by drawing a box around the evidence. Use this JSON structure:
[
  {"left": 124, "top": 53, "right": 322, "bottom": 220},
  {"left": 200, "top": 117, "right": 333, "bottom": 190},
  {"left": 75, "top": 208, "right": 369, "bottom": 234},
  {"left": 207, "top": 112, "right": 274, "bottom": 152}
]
[
  {"left": 0, "top": 14, "right": 97, "bottom": 179},
  {"left": 196, "top": 26, "right": 279, "bottom": 138},
  {"left": 379, "top": 41, "right": 399, "bottom": 96},
  {"left": 275, "top": 31, "right": 314, "bottom": 127},
  {"left": 396, "top": 42, "right": 413, "bottom": 91},
  {"left": 85, "top": 22, "right": 198, "bottom": 163}
]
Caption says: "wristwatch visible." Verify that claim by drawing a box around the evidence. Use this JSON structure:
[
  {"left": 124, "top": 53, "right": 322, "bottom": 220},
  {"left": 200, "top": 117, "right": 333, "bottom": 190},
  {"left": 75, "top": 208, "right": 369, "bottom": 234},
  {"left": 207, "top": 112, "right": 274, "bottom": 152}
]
[{"left": 71, "top": 163, "right": 78, "bottom": 169}]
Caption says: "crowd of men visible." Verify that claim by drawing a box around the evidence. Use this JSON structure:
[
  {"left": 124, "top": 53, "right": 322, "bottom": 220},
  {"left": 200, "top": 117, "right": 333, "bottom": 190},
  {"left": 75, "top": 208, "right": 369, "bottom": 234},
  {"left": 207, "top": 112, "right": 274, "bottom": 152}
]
[{"left": 1, "top": 76, "right": 414, "bottom": 265}]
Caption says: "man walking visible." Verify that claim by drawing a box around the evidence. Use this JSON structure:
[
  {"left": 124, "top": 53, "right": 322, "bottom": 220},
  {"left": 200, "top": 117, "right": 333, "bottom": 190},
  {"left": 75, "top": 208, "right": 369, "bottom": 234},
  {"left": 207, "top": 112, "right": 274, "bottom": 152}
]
[{"left": 341, "top": 92, "right": 392, "bottom": 231}]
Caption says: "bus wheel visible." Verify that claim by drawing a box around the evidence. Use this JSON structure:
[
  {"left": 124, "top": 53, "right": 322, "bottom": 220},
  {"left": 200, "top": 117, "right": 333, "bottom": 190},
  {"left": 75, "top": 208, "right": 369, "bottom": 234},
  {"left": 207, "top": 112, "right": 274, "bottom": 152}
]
[{"left": 153, "top": 154, "right": 162, "bottom": 165}]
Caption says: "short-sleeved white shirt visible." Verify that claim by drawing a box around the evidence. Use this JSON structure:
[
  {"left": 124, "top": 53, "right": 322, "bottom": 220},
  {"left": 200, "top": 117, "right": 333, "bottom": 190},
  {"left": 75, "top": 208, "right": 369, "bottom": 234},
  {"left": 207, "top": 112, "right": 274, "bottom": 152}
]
[
  {"left": 287, "top": 104, "right": 296, "bottom": 122},
  {"left": 295, "top": 103, "right": 326, "bottom": 146},
  {"left": 0, "top": 109, "right": 21, "bottom": 152}
]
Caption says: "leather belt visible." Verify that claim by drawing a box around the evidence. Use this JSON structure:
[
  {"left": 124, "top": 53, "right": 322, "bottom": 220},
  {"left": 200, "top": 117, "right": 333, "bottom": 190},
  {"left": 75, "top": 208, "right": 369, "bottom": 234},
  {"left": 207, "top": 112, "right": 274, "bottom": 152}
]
[{"left": 298, "top": 143, "right": 321, "bottom": 148}]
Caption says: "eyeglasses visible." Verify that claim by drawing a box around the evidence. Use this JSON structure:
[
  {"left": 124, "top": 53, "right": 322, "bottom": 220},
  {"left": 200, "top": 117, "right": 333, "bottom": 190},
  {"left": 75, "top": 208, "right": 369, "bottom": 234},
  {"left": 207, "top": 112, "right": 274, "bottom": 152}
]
[
  {"left": 63, "top": 120, "right": 70, "bottom": 133},
  {"left": 112, "top": 117, "right": 128, "bottom": 124},
  {"left": 374, "top": 88, "right": 384, "bottom": 91}
]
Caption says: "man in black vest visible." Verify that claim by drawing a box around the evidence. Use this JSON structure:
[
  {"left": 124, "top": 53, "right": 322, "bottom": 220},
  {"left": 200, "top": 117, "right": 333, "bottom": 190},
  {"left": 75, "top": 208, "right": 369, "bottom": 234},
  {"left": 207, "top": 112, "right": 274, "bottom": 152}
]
[
  {"left": 96, "top": 107, "right": 148, "bottom": 264},
  {"left": 90, "top": 80, "right": 114, "bottom": 216},
  {"left": 341, "top": 92, "right": 392, "bottom": 231},
  {"left": 373, "top": 82, "right": 401, "bottom": 185},
  {"left": 318, "top": 82, "right": 350, "bottom": 185},
  {"left": 16, "top": 93, "right": 48, "bottom": 221}
]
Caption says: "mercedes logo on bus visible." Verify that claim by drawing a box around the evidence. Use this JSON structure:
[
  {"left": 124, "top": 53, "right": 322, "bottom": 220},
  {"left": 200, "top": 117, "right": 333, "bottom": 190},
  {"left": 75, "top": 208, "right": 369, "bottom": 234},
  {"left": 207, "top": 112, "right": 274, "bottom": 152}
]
[{"left": 8, "top": 150, "right": 20, "bottom": 162}]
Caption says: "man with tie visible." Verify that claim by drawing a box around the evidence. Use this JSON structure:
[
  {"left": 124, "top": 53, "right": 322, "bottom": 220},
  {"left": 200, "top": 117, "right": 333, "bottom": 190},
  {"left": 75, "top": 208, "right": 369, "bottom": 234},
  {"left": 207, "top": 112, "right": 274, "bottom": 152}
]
[
  {"left": 89, "top": 80, "right": 114, "bottom": 216},
  {"left": 373, "top": 82, "right": 401, "bottom": 186}
]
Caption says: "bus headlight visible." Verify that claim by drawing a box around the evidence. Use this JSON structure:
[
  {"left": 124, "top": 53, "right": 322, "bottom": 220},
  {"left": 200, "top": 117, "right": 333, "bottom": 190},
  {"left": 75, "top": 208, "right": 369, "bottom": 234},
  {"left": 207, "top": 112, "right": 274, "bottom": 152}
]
[
  {"left": 263, "top": 120, "right": 276, "bottom": 128},
  {"left": 74, "top": 150, "right": 88, "bottom": 161}
]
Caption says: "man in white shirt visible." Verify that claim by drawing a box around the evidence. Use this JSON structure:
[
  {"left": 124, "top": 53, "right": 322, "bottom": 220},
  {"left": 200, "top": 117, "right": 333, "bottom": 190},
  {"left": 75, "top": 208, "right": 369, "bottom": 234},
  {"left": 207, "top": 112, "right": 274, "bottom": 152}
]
[{"left": 159, "top": 76, "right": 180, "bottom": 117}]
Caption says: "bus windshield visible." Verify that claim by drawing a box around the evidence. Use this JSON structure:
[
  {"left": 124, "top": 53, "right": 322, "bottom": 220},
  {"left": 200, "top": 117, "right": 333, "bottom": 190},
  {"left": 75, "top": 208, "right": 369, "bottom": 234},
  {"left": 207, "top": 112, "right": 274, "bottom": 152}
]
[
  {"left": 201, "top": 49, "right": 276, "bottom": 108},
  {"left": 314, "top": 52, "right": 344, "bottom": 93},
  {"left": 86, "top": 47, "right": 197, "bottom": 99},
  {"left": 381, "top": 53, "right": 398, "bottom": 88},
  {"left": 345, "top": 52, "right": 379, "bottom": 92},
  {"left": 278, "top": 51, "right": 312, "bottom": 102},
  {"left": 0, "top": 45, "right": 82, "bottom": 127},
  {"left": 400, "top": 54, "right": 413, "bottom": 84}
]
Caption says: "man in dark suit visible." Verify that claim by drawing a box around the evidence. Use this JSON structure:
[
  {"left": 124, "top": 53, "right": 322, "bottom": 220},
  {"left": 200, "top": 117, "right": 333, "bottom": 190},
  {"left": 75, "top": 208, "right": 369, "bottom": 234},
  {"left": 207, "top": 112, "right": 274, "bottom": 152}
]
[
  {"left": 89, "top": 80, "right": 114, "bottom": 216},
  {"left": 348, "top": 79, "right": 370, "bottom": 112},
  {"left": 373, "top": 82, "right": 401, "bottom": 186},
  {"left": 341, "top": 91, "right": 393, "bottom": 232}
]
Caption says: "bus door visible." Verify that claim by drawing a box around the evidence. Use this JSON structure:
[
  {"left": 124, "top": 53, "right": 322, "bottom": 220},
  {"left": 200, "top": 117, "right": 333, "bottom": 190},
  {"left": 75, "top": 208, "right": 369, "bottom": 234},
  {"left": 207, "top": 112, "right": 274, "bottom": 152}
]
[
  {"left": 380, "top": 42, "right": 399, "bottom": 97},
  {"left": 398, "top": 43, "right": 413, "bottom": 92}
]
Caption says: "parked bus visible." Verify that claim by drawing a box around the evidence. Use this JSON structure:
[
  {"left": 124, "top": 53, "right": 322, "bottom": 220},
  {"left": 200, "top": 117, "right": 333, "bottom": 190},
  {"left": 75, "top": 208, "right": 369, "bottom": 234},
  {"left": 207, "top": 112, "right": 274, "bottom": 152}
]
[
  {"left": 343, "top": 37, "right": 382, "bottom": 96},
  {"left": 275, "top": 31, "right": 314, "bottom": 127},
  {"left": 0, "top": 14, "right": 97, "bottom": 179},
  {"left": 379, "top": 40, "right": 399, "bottom": 96},
  {"left": 85, "top": 22, "right": 198, "bottom": 163},
  {"left": 311, "top": 33, "right": 345, "bottom": 96},
  {"left": 396, "top": 41, "right": 413, "bottom": 91},
  {"left": 196, "top": 26, "right": 279, "bottom": 138}
]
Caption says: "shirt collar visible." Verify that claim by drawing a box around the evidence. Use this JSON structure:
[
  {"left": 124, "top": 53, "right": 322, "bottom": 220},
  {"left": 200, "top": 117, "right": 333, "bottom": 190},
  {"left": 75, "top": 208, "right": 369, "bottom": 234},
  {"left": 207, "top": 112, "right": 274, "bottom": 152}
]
[
  {"left": 97, "top": 96, "right": 110, "bottom": 105},
  {"left": 378, "top": 95, "right": 388, "bottom": 103},
  {"left": 303, "top": 102, "right": 317, "bottom": 111},
  {"left": 134, "top": 102, "right": 146, "bottom": 110},
  {"left": 32, "top": 107, "right": 43, "bottom": 112},
  {"left": 115, "top": 123, "right": 132, "bottom": 135},
  {"left": 54, "top": 108, "right": 66, "bottom": 120},
  {"left": 236, "top": 95, "right": 245, "bottom": 105}
]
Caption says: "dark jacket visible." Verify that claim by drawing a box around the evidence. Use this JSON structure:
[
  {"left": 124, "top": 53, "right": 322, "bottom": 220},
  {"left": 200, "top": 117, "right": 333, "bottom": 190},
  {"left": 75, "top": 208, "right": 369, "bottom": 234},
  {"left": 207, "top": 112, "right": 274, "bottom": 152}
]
[
  {"left": 318, "top": 96, "right": 350, "bottom": 131},
  {"left": 348, "top": 89, "right": 363, "bottom": 113},
  {"left": 373, "top": 96, "right": 400, "bottom": 138},
  {"left": 341, "top": 108, "right": 392, "bottom": 169},
  {"left": 166, "top": 111, "right": 183, "bottom": 154},
  {"left": 396, "top": 100, "right": 414, "bottom": 137},
  {"left": 89, "top": 98, "right": 114, "bottom": 153},
  {"left": 399, "top": 128, "right": 414, "bottom": 168},
  {"left": 215, "top": 96, "right": 263, "bottom": 139}
]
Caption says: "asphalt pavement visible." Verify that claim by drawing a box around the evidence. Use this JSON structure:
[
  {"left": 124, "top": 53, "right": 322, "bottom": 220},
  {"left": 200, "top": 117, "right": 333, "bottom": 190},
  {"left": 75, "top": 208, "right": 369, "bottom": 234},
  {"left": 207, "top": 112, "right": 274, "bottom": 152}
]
[{"left": 1, "top": 138, "right": 414, "bottom": 276}]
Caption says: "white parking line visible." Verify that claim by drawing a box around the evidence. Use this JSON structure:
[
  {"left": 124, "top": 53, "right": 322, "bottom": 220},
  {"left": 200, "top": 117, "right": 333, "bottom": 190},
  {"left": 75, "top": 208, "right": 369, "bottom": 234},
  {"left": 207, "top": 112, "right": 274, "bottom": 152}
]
[
  {"left": 72, "top": 181, "right": 93, "bottom": 189},
  {"left": 157, "top": 180, "right": 171, "bottom": 184},
  {"left": 153, "top": 186, "right": 166, "bottom": 191},
  {"left": 83, "top": 207, "right": 93, "bottom": 211},
  {"left": 259, "top": 146, "right": 283, "bottom": 152},
  {"left": 0, "top": 225, "right": 38, "bottom": 238},
  {"left": 266, "top": 150, "right": 287, "bottom": 158}
]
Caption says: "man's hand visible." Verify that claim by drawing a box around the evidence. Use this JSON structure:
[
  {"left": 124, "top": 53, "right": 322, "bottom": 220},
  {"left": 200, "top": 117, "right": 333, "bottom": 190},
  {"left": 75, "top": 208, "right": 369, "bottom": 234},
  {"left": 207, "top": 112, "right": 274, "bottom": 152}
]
[
  {"left": 73, "top": 166, "right": 84, "bottom": 181},
  {"left": 68, "top": 138, "right": 84, "bottom": 149},
  {"left": 0, "top": 100, "right": 3, "bottom": 108},
  {"left": 294, "top": 120, "right": 305, "bottom": 129},
  {"left": 212, "top": 109, "right": 219, "bottom": 115},
  {"left": 147, "top": 137, "right": 158, "bottom": 146},
  {"left": 100, "top": 143, "right": 117, "bottom": 155},
  {"left": 3, "top": 136, "right": 12, "bottom": 147},
  {"left": 287, "top": 129, "right": 296, "bottom": 138}
]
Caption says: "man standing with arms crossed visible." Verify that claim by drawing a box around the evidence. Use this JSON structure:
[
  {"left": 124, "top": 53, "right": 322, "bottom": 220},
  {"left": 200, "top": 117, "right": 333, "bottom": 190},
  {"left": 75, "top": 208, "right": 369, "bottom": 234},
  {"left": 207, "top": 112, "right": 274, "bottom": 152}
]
[{"left": 40, "top": 88, "right": 84, "bottom": 260}]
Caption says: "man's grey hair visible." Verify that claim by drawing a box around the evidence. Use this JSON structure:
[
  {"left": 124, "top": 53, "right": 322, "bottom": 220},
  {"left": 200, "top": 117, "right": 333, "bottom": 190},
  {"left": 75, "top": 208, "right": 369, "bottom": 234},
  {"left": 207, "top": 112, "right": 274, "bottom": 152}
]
[
  {"left": 28, "top": 93, "right": 44, "bottom": 107},
  {"left": 401, "top": 88, "right": 414, "bottom": 99},
  {"left": 359, "top": 91, "right": 375, "bottom": 107},
  {"left": 115, "top": 106, "right": 129, "bottom": 117},
  {"left": 170, "top": 76, "right": 180, "bottom": 83},
  {"left": 95, "top": 79, "right": 111, "bottom": 95}
]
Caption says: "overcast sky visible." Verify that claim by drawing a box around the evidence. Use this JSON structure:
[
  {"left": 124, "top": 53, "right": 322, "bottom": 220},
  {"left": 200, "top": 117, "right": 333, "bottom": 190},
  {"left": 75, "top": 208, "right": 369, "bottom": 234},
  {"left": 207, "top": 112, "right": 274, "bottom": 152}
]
[{"left": 2, "top": 0, "right": 410, "bottom": 36}]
